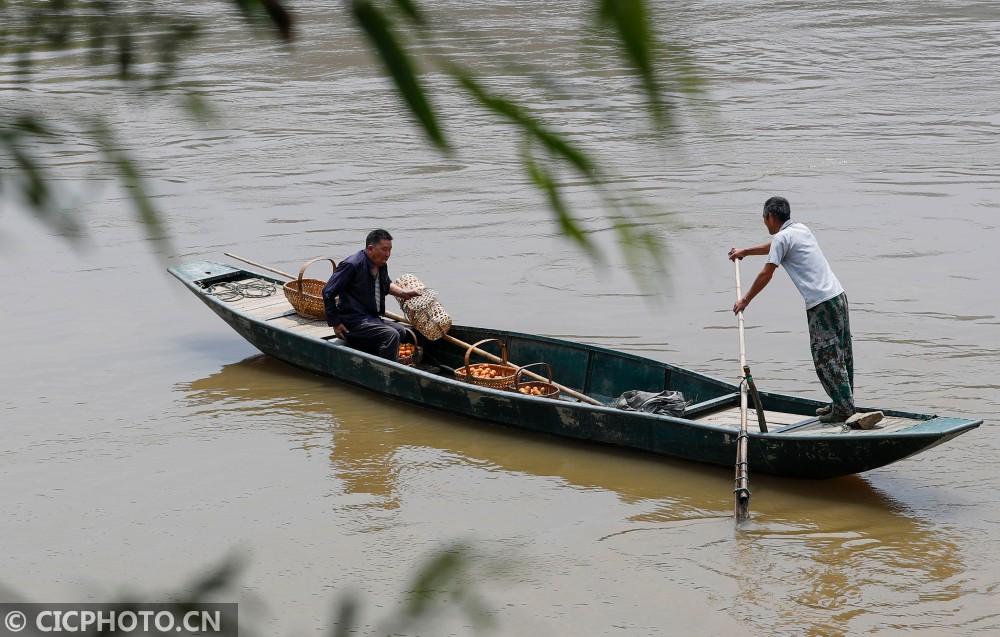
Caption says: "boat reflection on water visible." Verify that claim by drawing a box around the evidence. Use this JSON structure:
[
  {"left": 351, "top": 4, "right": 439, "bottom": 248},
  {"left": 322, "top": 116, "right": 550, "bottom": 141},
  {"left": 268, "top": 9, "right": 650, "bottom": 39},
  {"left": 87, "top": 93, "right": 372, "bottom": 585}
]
[{"left": 177, "top": 354, "right": 968, "bottom": 635}]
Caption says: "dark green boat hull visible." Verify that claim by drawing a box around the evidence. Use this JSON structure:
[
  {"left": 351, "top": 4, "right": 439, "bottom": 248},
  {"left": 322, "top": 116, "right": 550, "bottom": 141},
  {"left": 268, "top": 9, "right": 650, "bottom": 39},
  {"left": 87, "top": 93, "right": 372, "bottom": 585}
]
[{"left": 170, "top": 261, "right": 981, "bottom": 479}]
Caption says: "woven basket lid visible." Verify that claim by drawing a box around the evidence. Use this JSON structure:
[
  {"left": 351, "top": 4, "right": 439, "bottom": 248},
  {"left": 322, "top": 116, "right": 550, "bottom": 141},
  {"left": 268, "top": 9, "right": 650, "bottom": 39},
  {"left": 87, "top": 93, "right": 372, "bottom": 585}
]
[
  {"left": 403, "top": 288, "right": 438, "bottom": 312},
  {"left": 394, "top": 273, "right": 425, "bottom": 290}
]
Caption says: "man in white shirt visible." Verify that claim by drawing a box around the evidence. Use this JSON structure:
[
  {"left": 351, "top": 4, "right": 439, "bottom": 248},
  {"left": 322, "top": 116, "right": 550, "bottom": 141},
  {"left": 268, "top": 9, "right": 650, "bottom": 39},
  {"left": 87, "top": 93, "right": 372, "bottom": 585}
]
[{"left": 728, "top": 197, "right": 855, "bottom": 423}]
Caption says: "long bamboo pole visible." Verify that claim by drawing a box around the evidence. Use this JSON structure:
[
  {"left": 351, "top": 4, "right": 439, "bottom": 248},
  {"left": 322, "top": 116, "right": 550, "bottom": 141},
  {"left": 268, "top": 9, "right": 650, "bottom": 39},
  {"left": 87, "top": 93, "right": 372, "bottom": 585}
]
[
  {"left": 734, "top": 259, "right": 751, "bottom": 522},
  {"left": 223, "top": 253, "right": 604, "bottom": 406}
]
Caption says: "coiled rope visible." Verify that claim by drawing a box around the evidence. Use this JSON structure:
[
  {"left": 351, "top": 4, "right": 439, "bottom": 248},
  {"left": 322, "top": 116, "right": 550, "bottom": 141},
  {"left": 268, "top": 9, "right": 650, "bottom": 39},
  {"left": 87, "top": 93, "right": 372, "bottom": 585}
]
[{"left": 205, "top": 278, "right": 276, "bottom": 301}]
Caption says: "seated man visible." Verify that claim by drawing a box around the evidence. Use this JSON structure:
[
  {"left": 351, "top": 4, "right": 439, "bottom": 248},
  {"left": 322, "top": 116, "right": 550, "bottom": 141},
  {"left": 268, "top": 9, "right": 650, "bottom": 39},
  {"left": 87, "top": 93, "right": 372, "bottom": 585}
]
[{"left": 322, "top": 229, "right": 421, "bottom": 361}]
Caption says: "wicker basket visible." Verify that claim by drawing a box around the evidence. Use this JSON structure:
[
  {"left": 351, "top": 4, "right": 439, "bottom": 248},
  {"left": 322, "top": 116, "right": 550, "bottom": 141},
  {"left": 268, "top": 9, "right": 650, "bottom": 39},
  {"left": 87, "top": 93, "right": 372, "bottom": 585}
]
[
  {"left": 454, "top": 338, "right": 516, "bottom": 389},
  {"left": 394, "top": 273, "right": 452, "bottom": 341},
  {"left": 283, "top": 257, "right": 335, "bottom": 320},
  {"left": 512, "top": 363, "right": 561, "bottom": 399},
  {"left": 398, "top": 328, "right": 423, "bottom": 367}
]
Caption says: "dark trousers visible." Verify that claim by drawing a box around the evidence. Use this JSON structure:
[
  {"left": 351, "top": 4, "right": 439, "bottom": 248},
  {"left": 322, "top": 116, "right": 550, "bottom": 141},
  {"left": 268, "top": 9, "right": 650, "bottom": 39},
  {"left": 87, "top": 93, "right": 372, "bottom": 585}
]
[
  {"left": 806, "top": 292, "right": 855, "bottom": 417},
  {"left": 345, "top": 316, "right": 408, "bottom": 361}
]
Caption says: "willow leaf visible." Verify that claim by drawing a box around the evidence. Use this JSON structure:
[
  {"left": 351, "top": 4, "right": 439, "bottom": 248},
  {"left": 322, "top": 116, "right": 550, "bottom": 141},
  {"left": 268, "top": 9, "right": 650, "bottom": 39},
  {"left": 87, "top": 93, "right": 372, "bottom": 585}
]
[
  {"left": 352, "top": 0, "right": 448, "bottom": 151},
  {"left": 229, "top": 0, "right": 294, "bottom": 40},
  {"left": 450, "top": 68, "right": 595, "bottom": 176},
  {"left": 89, "top": 120, "right": 169, "bottom": 248},
  {"left": 597, "top": 0, "right": 667, "bottom": 127},
  {"left": 1, "top": 116, "right": 81, "bottom": 238},
  {"left": 390, "top": 0, "right": 424, "bottom": 24},
  {"left": 522, "top": 144, "right": 600, "bottom": 261},
  {"left": 114, "top": 152, "right": 167, "bottom": 245}
]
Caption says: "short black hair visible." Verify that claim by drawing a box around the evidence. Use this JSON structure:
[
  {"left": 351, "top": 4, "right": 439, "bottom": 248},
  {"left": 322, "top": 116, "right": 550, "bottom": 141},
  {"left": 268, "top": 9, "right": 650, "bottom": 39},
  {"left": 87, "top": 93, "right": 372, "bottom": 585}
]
[
  {"left": 763, "top": 196, "right": 791, "bottom": 223},
  {"left": 366, "top": 228, "right": 393, "bottom": 248}
]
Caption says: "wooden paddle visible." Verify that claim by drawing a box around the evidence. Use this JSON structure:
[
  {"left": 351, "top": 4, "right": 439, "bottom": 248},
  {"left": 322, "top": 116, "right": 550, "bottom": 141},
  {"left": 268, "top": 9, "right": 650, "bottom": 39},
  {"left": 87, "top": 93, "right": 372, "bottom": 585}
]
[
  {"left": 733, "top": 258, "right": 751, "bottom": 522},
  {"left": 223, "top": 253, "right": 604, "bottom": 406}
]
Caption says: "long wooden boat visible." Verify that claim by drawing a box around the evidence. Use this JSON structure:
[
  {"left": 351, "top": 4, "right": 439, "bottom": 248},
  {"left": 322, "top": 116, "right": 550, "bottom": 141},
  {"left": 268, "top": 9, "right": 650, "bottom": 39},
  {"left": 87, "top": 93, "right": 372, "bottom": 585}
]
[{"left": 169, "top": 261, "right": 981, "bottom": 479}]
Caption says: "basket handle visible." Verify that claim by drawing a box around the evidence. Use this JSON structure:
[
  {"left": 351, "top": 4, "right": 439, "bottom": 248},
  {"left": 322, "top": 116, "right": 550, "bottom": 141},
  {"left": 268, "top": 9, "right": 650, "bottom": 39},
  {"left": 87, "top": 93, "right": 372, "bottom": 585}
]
[
  {"left": 293, "top": 257, "right": 337, "bottom": 290},
  {"left": 463, "top": 338, "right": 508, "bottom": 375},
  {"left": 514, "top": 362, "right": 553, "bottom": 386},
  {"left": 402, "top": 327, "right": 419, "bottom": 345}
]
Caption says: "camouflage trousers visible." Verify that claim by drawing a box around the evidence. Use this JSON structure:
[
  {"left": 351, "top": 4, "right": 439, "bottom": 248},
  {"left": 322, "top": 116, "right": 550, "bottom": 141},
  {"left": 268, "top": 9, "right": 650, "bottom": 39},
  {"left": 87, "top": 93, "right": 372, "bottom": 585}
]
[{"left": 806, "top": 292, "right": 854, "bottom": 417}]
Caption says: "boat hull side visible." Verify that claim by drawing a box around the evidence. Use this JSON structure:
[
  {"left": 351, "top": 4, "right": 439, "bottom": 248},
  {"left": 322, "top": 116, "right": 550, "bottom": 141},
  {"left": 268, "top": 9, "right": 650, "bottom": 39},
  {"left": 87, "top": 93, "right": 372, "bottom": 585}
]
[
  {"left": 210, "top": 298, "right": 973, "bottom": 479},
  {"left": 171, "top": 264, "right": 981, "bottom": 480}
]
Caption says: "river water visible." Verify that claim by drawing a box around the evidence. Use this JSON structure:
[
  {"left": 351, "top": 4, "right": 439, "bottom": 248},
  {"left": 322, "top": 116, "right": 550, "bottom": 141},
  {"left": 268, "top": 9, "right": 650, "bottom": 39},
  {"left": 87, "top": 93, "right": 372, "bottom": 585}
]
[{"left": 3, "top": 1, "right": 999, "bottom": 635}]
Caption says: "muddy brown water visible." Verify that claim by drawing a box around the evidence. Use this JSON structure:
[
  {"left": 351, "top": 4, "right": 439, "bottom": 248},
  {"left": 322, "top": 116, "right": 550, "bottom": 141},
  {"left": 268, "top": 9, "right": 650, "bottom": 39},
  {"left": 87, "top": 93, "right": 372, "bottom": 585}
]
[{"left": 3, "top": 1, "right": 999, "bottom": 635}]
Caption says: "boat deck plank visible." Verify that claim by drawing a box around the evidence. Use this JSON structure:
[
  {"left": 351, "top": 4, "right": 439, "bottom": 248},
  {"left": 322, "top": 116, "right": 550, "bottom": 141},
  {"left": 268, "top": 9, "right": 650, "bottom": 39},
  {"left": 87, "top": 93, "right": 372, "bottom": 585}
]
[
  {"left": 268, "top": 313, "right": 338, "bottom": 339},
  {"left": 231, "top": 296, "right": 291, "bottom": 313},
  {"left": 695, "top": 406, "right": 924, "bottom": 435},
  {"left": 695, "top": 407, "right": 805, "bottom": 429},
  {"left": 780, "top": 415, "right": 924, "bottom": 435}
]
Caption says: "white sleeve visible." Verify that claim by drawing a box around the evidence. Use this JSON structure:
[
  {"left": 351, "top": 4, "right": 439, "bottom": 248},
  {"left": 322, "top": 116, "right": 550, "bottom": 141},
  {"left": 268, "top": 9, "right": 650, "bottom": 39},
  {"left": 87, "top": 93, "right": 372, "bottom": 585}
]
[{"left": 766, "top": 233, "right": 787, "bottom": 266}]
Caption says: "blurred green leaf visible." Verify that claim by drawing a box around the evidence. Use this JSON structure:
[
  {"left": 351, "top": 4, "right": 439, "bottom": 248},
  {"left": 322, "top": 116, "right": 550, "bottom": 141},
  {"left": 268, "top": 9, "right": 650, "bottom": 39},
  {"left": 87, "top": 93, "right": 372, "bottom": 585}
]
[
  {"left": 405, "top": 547, "right": 464, "bottom": 615},
  {"left": 113, "top": 153, "right": 168, "bottom": 245},
  {"left": 522, "top": 142, "right": 601, "bottom": 262},
  {"left": 229, "top": 0, "right": 294, "bottom": 40},
  {"left": 88, "top": 119, "right": 171, "bottom": 251},
  {"left": 329, "top": 594, "right": 358, "bottom": 637},
  {"left": 152, "top": 21, "right": 201, "bottom": 88},
  {"left": 612, "top": 216, "right": 669, "bottom": 290},
  {"left": 390, "top": 0, "right": 424, "bottom": 25},
  {"left": 661, "top": 41, "right": 706, "bottom": 95},
  {"left": 182, "top": 91, "right": 217, "bottom": 122},
  {"left": 596, "top": 0, "right": 667, "bottom": 127},
  {"left": 0, "top": 115, "right": 82, "bottom": 238},
  {"left": 0, "top": 0, "right": 285, "bottom": 251},
  {"left": 352, "top": 0, "right": 449, "bottom": 151},
  {"left": 3, "top": 0, "right": 702, "bottom": 282},
  {"left": 449, "top": 67, "right": 594, "bottom": 175},
  {"left": 377, "top": 542, "right": 494, "bottom": 635},
  {"left": 181, "top": 555, "right": 245, "bottom": 602},
  {"left": 115, "top": 30, "right": 134, "bottom": 80}
]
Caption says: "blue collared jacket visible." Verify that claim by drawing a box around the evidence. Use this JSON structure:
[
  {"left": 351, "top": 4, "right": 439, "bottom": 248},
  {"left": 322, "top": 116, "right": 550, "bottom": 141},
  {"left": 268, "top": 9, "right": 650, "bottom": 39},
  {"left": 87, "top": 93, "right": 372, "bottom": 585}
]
[{"left": 322, "top": 249, "right": 391, "bottom": 328}]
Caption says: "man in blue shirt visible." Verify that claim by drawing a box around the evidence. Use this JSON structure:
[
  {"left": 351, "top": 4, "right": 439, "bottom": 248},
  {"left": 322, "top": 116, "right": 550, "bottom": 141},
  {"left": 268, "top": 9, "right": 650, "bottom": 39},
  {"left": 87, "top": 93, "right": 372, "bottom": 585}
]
[
  {"left": 323, "top": 229, "right": 421, "bottom": 361},
  {"left": 728, "top": 197, "right": 856, "bottom": 423}
]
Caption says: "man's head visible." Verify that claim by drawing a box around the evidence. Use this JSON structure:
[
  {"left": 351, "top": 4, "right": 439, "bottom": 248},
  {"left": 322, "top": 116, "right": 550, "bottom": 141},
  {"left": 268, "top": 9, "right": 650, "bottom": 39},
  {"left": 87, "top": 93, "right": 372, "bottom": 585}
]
[
  {"left": 762, "top": 196, "right": 790, "bottom": 234},
  {"left": 365, "top": 229, "right": 393, "bottom": 267}
]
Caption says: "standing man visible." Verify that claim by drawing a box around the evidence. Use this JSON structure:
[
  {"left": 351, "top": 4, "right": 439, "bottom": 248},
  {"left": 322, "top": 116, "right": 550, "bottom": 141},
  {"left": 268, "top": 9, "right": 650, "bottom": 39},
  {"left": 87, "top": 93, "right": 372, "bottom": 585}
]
[
  {"left": 728, "top": 197, "right": 857, "bottom": 424},
  {"left": 323, "top": 229, "right": 421, "bottom": 361}
]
